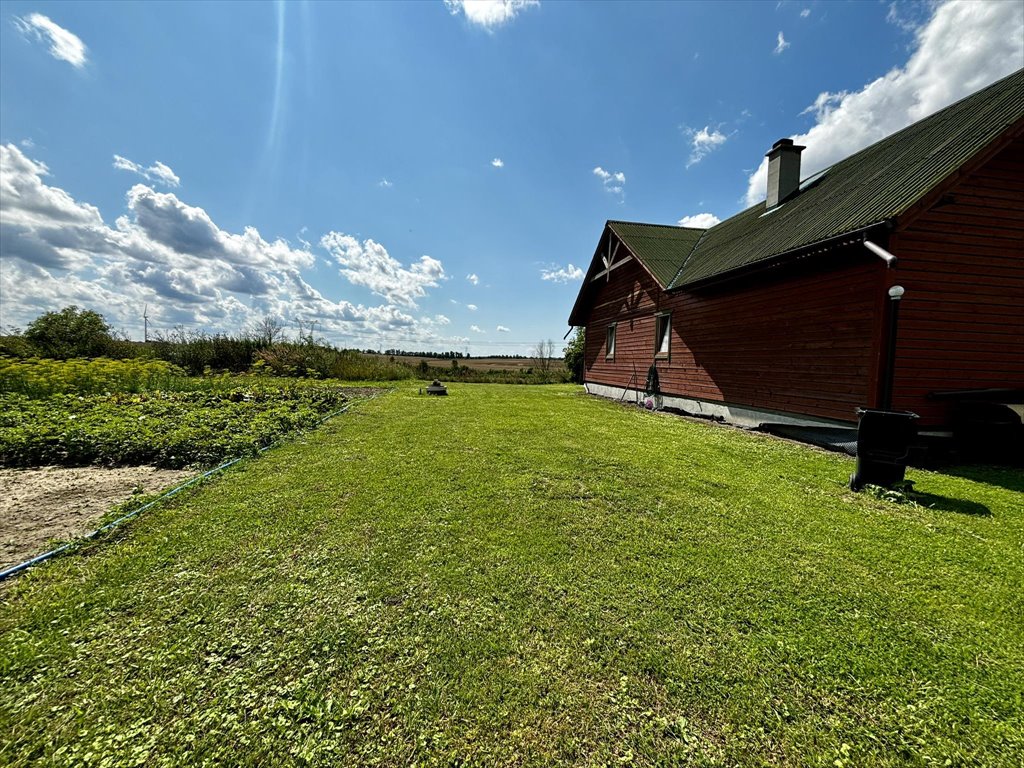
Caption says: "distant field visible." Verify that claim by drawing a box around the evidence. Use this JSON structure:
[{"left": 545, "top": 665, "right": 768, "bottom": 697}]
[{"left": 377, "top": 354, "right": 566, "bottom": 372}]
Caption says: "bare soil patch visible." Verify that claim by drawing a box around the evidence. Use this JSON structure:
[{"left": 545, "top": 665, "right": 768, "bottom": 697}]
[{"left": 0, "top": 466, "right": 192, "bottom": 571}]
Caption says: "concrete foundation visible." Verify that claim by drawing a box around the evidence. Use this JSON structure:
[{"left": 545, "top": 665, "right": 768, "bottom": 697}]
[{"left": 583, "top": 381, "right": 854, "bottom": 430}]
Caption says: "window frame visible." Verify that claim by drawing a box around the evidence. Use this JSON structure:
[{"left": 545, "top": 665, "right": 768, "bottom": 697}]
[
  {"left": 606, "top": 323, "right": 617, "bottom": 360},
  {"left": 654, "top": 312, "right": 671, "bottom": 360}
]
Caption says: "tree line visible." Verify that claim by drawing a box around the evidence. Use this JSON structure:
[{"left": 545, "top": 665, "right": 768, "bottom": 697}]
[{"left": 2, "top": 306, "right": 588, "bottom": 383}]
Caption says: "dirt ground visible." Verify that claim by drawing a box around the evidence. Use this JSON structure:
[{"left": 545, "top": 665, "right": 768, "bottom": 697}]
[{"left": 0, "top": 466, "right": 193, "bottom": 572}]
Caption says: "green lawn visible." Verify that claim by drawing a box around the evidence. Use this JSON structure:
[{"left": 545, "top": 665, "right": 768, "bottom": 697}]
[{"left": 2, "top": 384, "right": 1021, "bottom": 766}]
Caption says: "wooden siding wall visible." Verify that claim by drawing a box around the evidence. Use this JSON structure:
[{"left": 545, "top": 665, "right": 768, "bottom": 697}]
[
  {"left": 890, "top": 135, "right": 1024, "bottom": 425},
  {"left": 585, "top": 250, "right": 883, "bottom": 423}
]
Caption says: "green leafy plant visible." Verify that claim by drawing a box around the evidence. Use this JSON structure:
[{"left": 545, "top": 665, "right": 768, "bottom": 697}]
[
  {"left": 0, "top": 382, "right": 355, "bottom": 469},
  {"left": 23, "top": 306, "right": 114, "bottom": 359},
  {"left": 862, "top": 481, "right": 919, "bottom": 506}
]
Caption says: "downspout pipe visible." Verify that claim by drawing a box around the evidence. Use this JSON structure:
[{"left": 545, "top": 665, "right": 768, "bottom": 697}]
[
  {"left": 864, "top": 240, "right": 897, "bottom": 268},
  {"left": 864, "top": 239, "right": 900, "bottom": 410},
  {"left": 880, "top": 285, "right": 906, "bottom": 411}
]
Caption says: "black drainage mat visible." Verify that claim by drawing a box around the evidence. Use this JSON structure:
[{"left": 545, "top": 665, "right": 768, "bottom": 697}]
[{"left": 759, "top": 424, "right": 858, "bottom": 457}]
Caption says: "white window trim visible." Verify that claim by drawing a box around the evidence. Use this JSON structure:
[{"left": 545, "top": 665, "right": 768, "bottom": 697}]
[
  {"left": 606, "top": 323, "right": 617, "bottom": 360},
  {"left": 655, "top": 312, "right": 671, "bottom": 359}
]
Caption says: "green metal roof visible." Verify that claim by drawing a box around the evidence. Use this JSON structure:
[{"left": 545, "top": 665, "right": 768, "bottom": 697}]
[
  {"left": 607, "top": 220, "right": 704, "bottom": 287},
  {"left": 670, "top": 68, "right": 1024, "bottom": 288},
  {"left": 578, "top": 69, "right": 1024, "bottom": 300}
]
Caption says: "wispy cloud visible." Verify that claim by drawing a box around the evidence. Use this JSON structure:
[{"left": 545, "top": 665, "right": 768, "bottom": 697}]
[
  {"left": 444, "top": 0, "right": 539, "bottom": 31},
  {"left": 496, "top": 325, "right": 511, "bottom": 333},
  {"left": 540, "top": 264, "right": 584, "bottom": 284},
  {"left": 470, "top": 324, "right": 484, "bottom": 333},
  {"left": 466, "top": 273, "right": 479, "bottom": 285},
  {"left": 800, "top": 9, "right": 810, "bottom": 19},
  {"left": 686, "top": 126, "right": 727, "bottom": 168},
  {"left": 886, "top": 1, "right": 932, "bottom": 33},
  {"left": 113, "top": 155, "right": 181, "bottom": 188},
  {"left": 491, "top": 157, "right": 504, "bottom": 168},
  {"left": 378, "top": 178, "right": 393, "bottom": 188},
  {"left": 745, "top": 0, "right": 1024, "bottom": 205},
  {"left": 467, "top": 304, "right": 478, "bottom": 311},
  {"left": 13, "top": 13, "right": 87, "bottom": 68},
  {"left": 774, "top": 31, "right": 790, "bottom": 54},
  {"left": 593, "top": 166, "right": 625, "bottom": 197},
  {"left": 321, "top": 233, "right": 445, "bottom": 308},
  {"left": 677, "top": 213, "right": 721, "bottom": 228}
]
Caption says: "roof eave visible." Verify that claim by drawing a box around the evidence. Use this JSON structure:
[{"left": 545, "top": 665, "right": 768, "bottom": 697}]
[
  {"left": 606, "top": 221, "right": 676, "bottom": 291},
  {"left": 673, "top": 220, "right": 893, "bottom": 291},
  {"left": 566, "top": 222, "right": 614, "bottom": 326},
  {"left": 567, "top": 221, "right": 677, "bottom": 326},
  {"left": 894, "top": 116, "right": 1024, "bottom": 234}
]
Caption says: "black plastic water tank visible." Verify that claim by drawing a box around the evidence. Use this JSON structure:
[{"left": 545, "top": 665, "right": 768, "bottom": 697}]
[{"left": 849, "top": 408, "right": 919, "bottom": 491}]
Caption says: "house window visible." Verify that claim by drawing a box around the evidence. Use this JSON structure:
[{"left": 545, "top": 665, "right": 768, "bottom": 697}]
[
  {"left": 655, "top": 313, "right": 671, "bottom": 358},
  {"left": 606, "top": 324, "right": 616, "bottom": 359}
]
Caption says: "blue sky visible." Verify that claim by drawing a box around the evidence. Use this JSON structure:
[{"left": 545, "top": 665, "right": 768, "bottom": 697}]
[{"left": 1, "top": 0, "right": 1021, "bottom": 354}]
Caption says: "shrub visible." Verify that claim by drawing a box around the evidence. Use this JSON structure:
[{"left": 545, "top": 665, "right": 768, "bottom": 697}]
[
  {"left": 24, "top": 306, "right": 113, "bottom": 359},
  {"left": 563, "top": 328, "right": 585, "bottom": 384}
]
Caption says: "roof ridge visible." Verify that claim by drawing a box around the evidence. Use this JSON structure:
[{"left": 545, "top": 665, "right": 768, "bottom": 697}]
[
  {"left": 585, "top": 68, "right": 1024, "bottom": 300},
  {"left": 747, "top": 68, "right": 1024, "bottom": 207},
  {"left": 668, "top": 227, "right": 713, "bottom": 287},
  {"left": 608, "top": 219, "right": 705, "bottom": 233}
]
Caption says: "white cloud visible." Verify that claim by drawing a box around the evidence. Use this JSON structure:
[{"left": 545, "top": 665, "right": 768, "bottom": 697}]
[
  {"left": 113, "top": 155, "right": 181, "bottom": 188},
  {"left": 444, "top": 0, "right": 539, "bottom": 31},
  {"left": 593, "top": 166, "right": 626, "bottom": 196},
  {"left": 13, "top": 13, "right": 87, "bottom": 68},
  {"left": 496, "top": 325, "right": 510, "bottom": 333},
  {"left": 1, "top": 145, "right": 104, "bottom": 271},
  {"left": 20, "top": 138, "right": 35, "bottom": 149},
  {"left": 686, "top": 126, "right": 728, "bottom": 168},
  {"left": 470, "top": 324, "right": 484, "bottom": 333},
  {"left": 800, "top": 9, "right": 810, "bottom": 18},
  {"left": 491, "top": 158, "right": 504, "bottom": 168},
  {"left": 886, "top": 1, "right": 933, "bottom": 33},
  {"left": 774, "top": 31, "right": 790, "bottom": 55},
  {"left": 0, "top": 143, "right": 463, "bottom": 349},
  {"left": 466, "top": 273, "right": 479, "bottom": 285},
  {"left": 466, "top": 304, "right": 478, "bottom": 311},
  {"left": 677, "top": 213, "right": 721, "bottom": 228},
  {"left": 378, "top": 178, "right": 393, "bottom": 188},
  {"left": 320, "top": 233, "right": 445, "bottom": 308},
  {"left": 745, "top": 0, "right": 1024, "bottom": 205},
  {"left": 541, "top": 263, "right": 584, "bottom": 284}
]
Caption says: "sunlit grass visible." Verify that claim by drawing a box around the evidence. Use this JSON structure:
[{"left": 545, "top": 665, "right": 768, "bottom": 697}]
[{"left": 1, "top": 384, "right": 1020, "bottom": 765}]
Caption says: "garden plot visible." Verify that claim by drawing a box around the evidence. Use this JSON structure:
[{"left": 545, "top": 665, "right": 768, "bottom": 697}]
[
  {"left": 0, "top": 358, "right": 383, "bottom": 572},
  {"left": 0, "top": 465, "right": 192, "bottom": 571}
]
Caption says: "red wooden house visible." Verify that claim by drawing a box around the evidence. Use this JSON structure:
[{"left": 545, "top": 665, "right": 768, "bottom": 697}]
[{"left": 568, "top": 70, "right": 1024, "bottom": 437}]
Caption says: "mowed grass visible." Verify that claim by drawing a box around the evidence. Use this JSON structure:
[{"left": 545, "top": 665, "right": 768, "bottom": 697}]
[{"left": 1, "top": 385, "right": 1021, "bottom": 766}]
